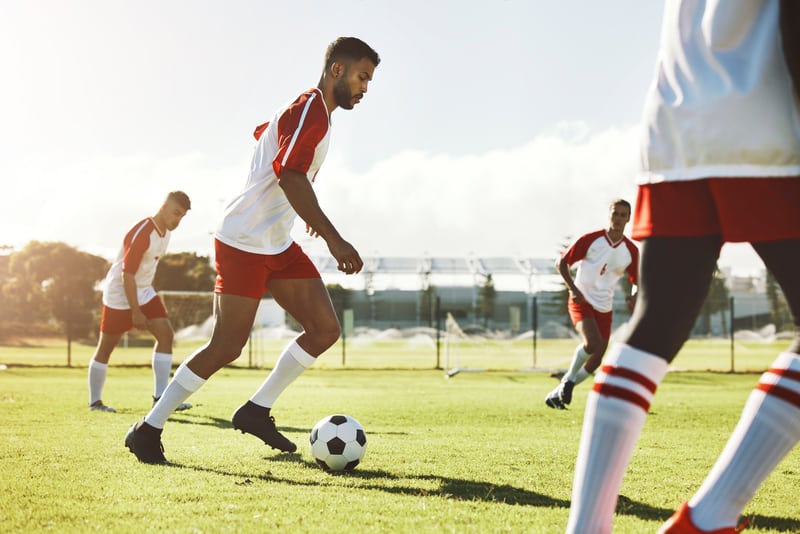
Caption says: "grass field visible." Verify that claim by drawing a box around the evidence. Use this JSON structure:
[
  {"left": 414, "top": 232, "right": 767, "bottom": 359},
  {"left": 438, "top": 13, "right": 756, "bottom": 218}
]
[
  {"left": 1, "top": 339, "right": 799, "bottom": 533},
  {"left": 0, "top": 335, "right": 786, "bottom": 373}
]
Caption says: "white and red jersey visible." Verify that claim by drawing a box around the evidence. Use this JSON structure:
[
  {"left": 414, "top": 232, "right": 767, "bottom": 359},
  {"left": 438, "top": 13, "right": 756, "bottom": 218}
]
[
  {"left": 562, "top": 230, "right": 639, "bottom": 313},
  {"left": 639, "top": 0, "right": 800, "bottom": 183},
  {"left": 102, "top": 218, "right": 170, "bottom": 310},
  {"left": 215, "top": 87, "right": 331, "bottom": 255}
]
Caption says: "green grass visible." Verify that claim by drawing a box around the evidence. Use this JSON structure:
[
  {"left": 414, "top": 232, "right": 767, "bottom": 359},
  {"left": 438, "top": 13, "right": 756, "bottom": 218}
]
[
  {"left": 0, "top": 336, "right": 787, "bottom": 373},
  {"left": 1, "top": 356, "right": 799, "bottom": 533}
]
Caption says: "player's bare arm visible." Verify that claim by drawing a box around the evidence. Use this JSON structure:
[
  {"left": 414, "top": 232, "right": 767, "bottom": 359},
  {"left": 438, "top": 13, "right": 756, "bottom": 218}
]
[
  {"left": 122, "top": 272, "right": 147, "bottom": 329},
  {"left": 278, "top": 168, "right": 363, "bottom": 274},
  {"left": 556, "top": 256, "right": 584, "bottom": 303}
]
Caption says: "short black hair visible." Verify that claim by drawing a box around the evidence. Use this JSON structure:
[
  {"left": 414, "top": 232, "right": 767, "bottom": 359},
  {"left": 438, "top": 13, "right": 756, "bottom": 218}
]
[
  {"left": 324, "top": 37, "right": 380, "bottom": 70},
  {"left": 167, "top": 190, "right": 191, "bottom": 211}
]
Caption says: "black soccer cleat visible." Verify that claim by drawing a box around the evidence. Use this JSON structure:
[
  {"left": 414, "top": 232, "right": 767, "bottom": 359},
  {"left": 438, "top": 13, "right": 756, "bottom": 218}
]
[
  {"left": 560, "top": 380, "right": 576, "bottom": 406},
  {"left": 544, "top": 387, "right": 567, "bottom": 410},
  {"left": 545, "top": 395, "right": 566, "bottom": 410},
  {"left": 125, "top": 419, "right": 169, "bottom": 464},
  {"left": 231, "top": 402, "right": 297, "bottom": 453},
  {"left": 89, "top": 400, "right": 116, "bottom": 413}
]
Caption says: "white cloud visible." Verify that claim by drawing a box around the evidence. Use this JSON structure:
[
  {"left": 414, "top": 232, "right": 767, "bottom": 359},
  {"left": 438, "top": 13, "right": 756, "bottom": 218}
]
[
  {"left": 312, "top": 122, "right": 640, "bottom": 259},
  {"left": 1, "top": 122, "right": 764, "bottom": 279}
]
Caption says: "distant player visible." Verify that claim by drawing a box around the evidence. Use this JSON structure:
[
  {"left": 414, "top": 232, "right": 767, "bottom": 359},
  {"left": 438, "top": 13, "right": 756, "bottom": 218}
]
[
  {"left": 125, "top": 37, "right": 380, "bottom": 464},
  {"left": 566, "top": 1, "right": 800, "bottom": 532},
  {"left": 88, "top": 191, "right": 191, "bottom": 412},
  {"left": 544, "top": 199, "right": 638, "bottom": 410}
]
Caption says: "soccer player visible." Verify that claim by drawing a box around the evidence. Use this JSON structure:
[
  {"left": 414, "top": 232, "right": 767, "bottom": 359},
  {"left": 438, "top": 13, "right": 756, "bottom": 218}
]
[
  {"left": 544, "top": 199, "right": 638, "bottom": 410},
  {"left": 88, "top": 191, "right": 191, "bottom": 412},
  {"left": 566, "top": 1, "right": 800, "bottom": 532},
  {"left": 125, "top": 37, "right": 380, "bottom": 464}
]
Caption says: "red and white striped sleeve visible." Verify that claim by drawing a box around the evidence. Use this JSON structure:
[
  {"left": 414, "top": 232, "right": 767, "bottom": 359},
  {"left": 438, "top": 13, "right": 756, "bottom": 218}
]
[
  {"left": 121, "top": 219, "right": 153, "bottom": 275},
  {"left": 271, "top": 90, "right": 329, "bottom": 178},
  {"left": 562, "top": 230, "right": 603, "bottom": 266}
]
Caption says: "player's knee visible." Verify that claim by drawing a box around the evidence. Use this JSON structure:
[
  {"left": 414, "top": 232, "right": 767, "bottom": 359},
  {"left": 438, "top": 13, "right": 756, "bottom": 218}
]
[
  {"left": 322, "top": 323, "right": 342, "bottom": 348},
  {"left": 311, "top": 320, "right": 341, "bottom": 350},
  {"left": 584, "top": 341, "right": 602, "bottom": 355},
  {"left": 157, "top": 330, "right": 174, "bottom": 348},
  {"left": 205, "top": 337, "right": 246, "bottom": 365}
]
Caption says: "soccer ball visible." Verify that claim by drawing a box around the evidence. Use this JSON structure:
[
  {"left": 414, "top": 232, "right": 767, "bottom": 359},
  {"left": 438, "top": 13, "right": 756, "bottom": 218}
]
[{"left": 309, "top": 414, "right": 367, "bottom": 472}]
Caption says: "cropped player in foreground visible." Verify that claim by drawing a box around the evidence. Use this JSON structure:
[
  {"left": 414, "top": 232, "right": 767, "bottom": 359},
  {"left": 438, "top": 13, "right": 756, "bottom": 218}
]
[
  {"left": 566, "top": 1, "right": 800, "bottom": 532},
  {"left": 544, "top": 199, "right": 638, "bottom": 410},
  {"left": 126, "top": 37, "right": 380, "bottom": 464},
  {"left": 88, "top": 191, "right": 191, "bottom": 412}
]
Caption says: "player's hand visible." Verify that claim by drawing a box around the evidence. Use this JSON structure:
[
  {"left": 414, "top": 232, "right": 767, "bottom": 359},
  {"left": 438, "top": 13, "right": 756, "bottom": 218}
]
[
  {"left": 131, "top": 308, "right": 148, "bottom": 330},
  {"left": 306, "top": 224, "right": 320, "bottom": 238},
  {"left": 570, "top": 289, "right": 586, "bottom": 304},
  {"left": 327, "top": 237, "right": 363, "bottom": 275}
]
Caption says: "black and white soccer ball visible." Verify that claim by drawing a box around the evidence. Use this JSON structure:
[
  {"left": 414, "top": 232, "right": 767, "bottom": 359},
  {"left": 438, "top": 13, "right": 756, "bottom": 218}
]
[{"left": 309, "top": 414, "right": 367, "bottom": 472}]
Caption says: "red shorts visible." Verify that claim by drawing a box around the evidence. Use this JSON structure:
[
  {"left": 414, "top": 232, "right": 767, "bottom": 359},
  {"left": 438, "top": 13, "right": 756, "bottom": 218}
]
[
  {"left": 633, "top": 177, "right": 800, "bottom": 242},
  {"left": 214, "top": 239, "right": 321, "bottom": 299},
  {"left": 100, "top": 296, "right": 168, "bottom": 334},
  {"left": 568, "top": 297, "right": 613, "bottom": 339}
]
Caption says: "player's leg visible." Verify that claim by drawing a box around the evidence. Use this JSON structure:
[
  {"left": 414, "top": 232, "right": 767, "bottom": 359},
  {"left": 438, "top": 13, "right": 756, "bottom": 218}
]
[
  {"left": 126, "top": 239, "right": 269, "bottom": 463},
  {"left": 151, "top": 293, "right": 259, "bottom": 422},
  {"left": 140, "top": 295, "right": 176, "bottom": 402},
  {"left": 147, "top": 314, "right": 191, "bottom": 411},
  {"left": 244, "top": 277, "right": 338, "bottom": 402},
  {"left": 547, "top": 319, "right": 601, "bottom": 408},
  {"left": 88, "top": 331, "right": 123, "bottom": 411},
  {"left": 573, "top": 316, "right": 609, "bottom": 376},
  {"left": 548, "top": 304, "right": 608, "bottom": 408},
  {"left": 668, "top": 239, "right": 800, "bottom": 532},
  {"left": 231, "top": 278, "right": 335, "bottom": 454},
  {"left": 548, "top": 299, "right": 589, "bottom": 409},
  {"left": 89, "top": 305, "right": 132, "bottom": 412},
  {"left": 567, "top": 235, "right": 721, "bottom": 534},
  {"left": 126, "top": 293, "right": 261, "bottom": 464}
]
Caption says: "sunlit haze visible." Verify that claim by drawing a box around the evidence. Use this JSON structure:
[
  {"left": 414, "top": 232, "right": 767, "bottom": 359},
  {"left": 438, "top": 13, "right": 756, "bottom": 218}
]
[{"left": 0, "top": 0, "right": 765, "bottom": 279}]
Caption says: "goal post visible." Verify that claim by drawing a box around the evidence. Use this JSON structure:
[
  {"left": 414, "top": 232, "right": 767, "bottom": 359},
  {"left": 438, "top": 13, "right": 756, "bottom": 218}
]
[{"left": 443, "top": 312, "right": 486, "bottom": 378}]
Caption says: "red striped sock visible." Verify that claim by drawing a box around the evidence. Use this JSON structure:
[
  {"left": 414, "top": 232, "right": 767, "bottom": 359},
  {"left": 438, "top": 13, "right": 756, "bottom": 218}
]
[
  {"left": 688, "top": 352, "right": 800, "bottom": 531},
  {"left": 567, "top": 344, "right": 668, "bottom": 534}
]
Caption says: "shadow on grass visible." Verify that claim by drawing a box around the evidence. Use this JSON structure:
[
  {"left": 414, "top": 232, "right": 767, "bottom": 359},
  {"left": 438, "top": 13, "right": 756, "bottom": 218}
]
[
  {"left": 157, "top": 458, "right": 800, "bottom": 530},
  {"left": 614, "top": 495, "right": 800, "bottom": 532},
  {"left": 164, "top": 412, "right": 408, "bottom": 437},
  {"left": 175, "top": 457, "right": 571, "bottom": 508}
]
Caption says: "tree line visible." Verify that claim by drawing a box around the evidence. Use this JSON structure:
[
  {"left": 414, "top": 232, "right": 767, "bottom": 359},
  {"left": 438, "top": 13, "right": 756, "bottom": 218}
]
[
  {"left": 0, "top": 241, "right": 215, "bottom": 343},
  {"left": 0, "top": 240, "right": 793, "bottom": 345}
]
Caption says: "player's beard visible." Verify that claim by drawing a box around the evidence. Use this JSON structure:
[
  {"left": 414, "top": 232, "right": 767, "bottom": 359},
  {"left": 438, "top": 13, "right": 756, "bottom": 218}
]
[{"left": 333, "top": 76, "right": 355, "bottom": 110}]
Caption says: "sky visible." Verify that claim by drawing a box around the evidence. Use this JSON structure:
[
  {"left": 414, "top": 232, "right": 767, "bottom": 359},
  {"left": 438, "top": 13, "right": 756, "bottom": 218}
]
[{"left": 0, "top": 0, "right": 767, "bottom": 282}]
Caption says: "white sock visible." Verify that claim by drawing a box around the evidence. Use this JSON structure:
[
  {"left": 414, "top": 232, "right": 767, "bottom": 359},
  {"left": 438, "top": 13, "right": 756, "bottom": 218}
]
[
  {"left": 563, "top": 345, "right": 590, "bottom": 383},
  {"left": 574, "top": 366, "right": 592, "bottom": 385},
  {"left": 152, "top": 352, "right": 172, "bottom": 399},
  {"left": 249, "top": 339, "right": 316, "bottom": 408},
  {"left": 689, "top": 352, "right": 800, "bottom": 530},
  {"left": 567, "top": 344, "right": 668, "bottom": 534},
  {"left": 88, "top": 360, "right": 108, "bottom": 405},
  {"left": 144, "top": 362, "right": 205, "bottom": 429}
]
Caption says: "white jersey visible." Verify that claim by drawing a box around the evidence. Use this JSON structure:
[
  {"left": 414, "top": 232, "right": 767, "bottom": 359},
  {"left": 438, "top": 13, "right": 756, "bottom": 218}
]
[
  {"left": 216, "top": 88, "right": 331, "bottom": 255},
  {"left": 102, "top": 218, "right": 169, "bottom": 310},
  {"left": 562, "top": 230, "right": 639, "bottom": 313},
  {"left": 638, "top": 0, "right": 800, "bottom": 183}
]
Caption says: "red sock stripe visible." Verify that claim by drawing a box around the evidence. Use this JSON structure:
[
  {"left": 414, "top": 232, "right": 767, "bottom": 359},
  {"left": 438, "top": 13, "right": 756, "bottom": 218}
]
[
  {"left": 767, "top": 367, "right": 800, "bottom": 383},
  {"left": 599, "top": 365, "right": 658, "bottom": 394},
  {"left": 593, "top": 382, "right": 651, "bottom": 412},
  {"left": 756, "top": 383, "right": 800, "bottom": 409}
]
